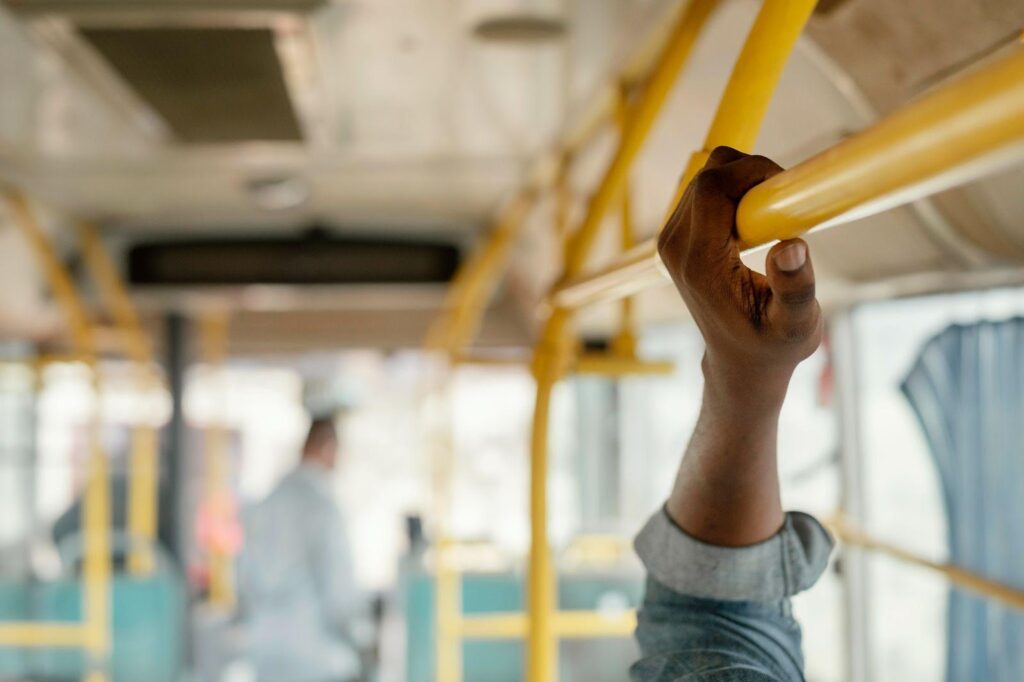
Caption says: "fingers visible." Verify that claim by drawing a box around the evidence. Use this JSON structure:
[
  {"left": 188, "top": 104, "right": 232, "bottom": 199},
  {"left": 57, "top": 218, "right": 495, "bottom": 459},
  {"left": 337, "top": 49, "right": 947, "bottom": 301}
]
[
  {"left": 682, "top": 151, "right": 784, "bottom": 292},
  {"left": 765, "top": 239, "right": 820, "bottom": 340},
  {"left": 688, "top": 153, "right": 783, "bottom": 249}
]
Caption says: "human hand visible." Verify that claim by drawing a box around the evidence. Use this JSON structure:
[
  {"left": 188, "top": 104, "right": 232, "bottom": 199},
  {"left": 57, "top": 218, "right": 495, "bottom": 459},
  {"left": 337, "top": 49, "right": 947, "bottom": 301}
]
[{"left": 658, "top": 146, "right": 823, "bottom": 406}]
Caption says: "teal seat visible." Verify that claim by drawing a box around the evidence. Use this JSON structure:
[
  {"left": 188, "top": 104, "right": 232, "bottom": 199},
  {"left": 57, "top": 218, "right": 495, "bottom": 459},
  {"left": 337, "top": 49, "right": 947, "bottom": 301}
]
[
  {"left": 404, "top": 570, "right": 643, "bottom": 682},
  {"left": 0, "top": 539, "right": 185, "bottom": 682}
]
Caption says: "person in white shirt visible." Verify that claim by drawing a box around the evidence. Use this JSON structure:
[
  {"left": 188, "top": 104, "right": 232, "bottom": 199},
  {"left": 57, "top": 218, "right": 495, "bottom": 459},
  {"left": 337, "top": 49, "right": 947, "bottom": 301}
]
[{"left": 239, "top": 417, "right": 363, "bottom": 682}]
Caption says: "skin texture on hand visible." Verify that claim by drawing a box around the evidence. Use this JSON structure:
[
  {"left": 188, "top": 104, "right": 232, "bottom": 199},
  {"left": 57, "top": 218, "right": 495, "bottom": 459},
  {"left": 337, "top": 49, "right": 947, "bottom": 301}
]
[{"left": 659, "top": 146, "right": 823, "bottom": 547}]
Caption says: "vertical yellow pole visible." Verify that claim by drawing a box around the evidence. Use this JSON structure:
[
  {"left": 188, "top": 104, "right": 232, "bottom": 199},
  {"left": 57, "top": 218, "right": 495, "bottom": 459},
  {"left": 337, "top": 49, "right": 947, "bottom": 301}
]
[
  {"left": 525, "top": 3, "right": 718, "bottom": 680},
  {"left": 674, "top": 0, "right": 820, "bottom": 206},
  {"left": 201, "top": 311, "right": 234, "bottom": 610},
  {"left": 4, "top": 192, "right": 111, "bottom": 682},
  {"left": 425, "top": 191, "right": 537, "bottom": 354},
  {"left": 612, "top": 84, "right": 638, "bottom": 358},
  {"left": 526, "top": 309, "right": 573, "bottom": 682},
  {"left": 435, "top": 538, "right": 461, "bottom": 682},
  {"left": 522, "top": 150, "right": 581, "bottom": 682},
  {"left": 78, "top": 224, "right": 159, "bottom": 576},
  {"left": 561, "top": 0, "right": 719, "bottom": 277},
  {"left": 81, "top": 384, "right": 111, "bottom": 682},
  {"left": 429, "top": 367, "right": 462, "bottom": 682},
  {"left": 552, "top": 154, "right": 573, "bottom": 256}
]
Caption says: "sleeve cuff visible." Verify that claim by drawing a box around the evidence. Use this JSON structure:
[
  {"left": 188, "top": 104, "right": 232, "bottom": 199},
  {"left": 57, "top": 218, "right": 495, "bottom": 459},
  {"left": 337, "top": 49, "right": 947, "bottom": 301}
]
[{"left": 634, "top": 509, "right": 834, "bottom": 602}]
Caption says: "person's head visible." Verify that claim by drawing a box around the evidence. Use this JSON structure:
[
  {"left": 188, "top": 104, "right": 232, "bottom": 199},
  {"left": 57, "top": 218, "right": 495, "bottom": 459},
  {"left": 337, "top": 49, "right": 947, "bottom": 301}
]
[{"left": 301, "top": 416, "right": 339, "bottom": 471}]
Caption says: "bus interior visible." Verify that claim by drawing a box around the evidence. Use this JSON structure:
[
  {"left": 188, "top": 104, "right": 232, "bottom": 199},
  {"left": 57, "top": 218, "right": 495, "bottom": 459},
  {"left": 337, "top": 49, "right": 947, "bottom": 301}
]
[{"left": 1, "top": 0, "right": 1024, "bottom": 680}]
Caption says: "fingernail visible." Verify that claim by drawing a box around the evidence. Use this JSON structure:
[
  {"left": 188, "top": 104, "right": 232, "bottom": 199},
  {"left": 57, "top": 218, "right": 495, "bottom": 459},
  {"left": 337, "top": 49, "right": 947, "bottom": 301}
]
[{"left": 774, "top": 243, "right": 807, "bottom": 272}]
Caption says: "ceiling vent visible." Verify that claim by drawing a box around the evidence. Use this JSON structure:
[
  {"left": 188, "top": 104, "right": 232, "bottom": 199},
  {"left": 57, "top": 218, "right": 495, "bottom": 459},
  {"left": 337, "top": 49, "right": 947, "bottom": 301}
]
[{"left": 5, "top": 0, "right": 328, "bottom": 144}]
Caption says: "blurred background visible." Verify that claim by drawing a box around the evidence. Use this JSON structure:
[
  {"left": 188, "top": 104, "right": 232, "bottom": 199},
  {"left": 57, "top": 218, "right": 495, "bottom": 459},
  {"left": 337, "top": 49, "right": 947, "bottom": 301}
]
[{"left": 1, "top": 0, "right": 1023, "bottom": 680}]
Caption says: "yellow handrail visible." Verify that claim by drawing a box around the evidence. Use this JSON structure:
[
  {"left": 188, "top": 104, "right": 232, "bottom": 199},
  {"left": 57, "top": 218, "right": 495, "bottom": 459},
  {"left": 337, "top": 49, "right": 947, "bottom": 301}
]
[
  {"left": 831, "top": 516, "right": 1024, "bottom": 611},
  {"left": 78, "top": 224, "right": 161, "bottom": 576},
  {"left": 561, "top": 0, "right": 720, "bottom": 279},
  {"left": 526, "top": 1, "right": 816, "bottom": 679},
  {"left": 3, "top": 190, "right": 112, "bottom": 682},
  {"left": 424, "top": 0, "right": 722, "bottom": 355},
  {"left": 552, "top": 46, "right": 1024, "bottom": 310},
  {"left": 200, "top": 311, "right": 236, "bottom": 610}
]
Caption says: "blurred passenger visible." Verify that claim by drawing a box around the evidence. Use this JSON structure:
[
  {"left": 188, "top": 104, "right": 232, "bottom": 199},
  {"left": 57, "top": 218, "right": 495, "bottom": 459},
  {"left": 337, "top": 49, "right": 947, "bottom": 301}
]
[
  {"left": 631, "top": 148, "right": 832, "bottom": 680},
  {"left": 238, "top": 416, "right": 362, "bottom": 682},
  {"left": 52, "top": 434, "right": 175, "bottom": 571}
]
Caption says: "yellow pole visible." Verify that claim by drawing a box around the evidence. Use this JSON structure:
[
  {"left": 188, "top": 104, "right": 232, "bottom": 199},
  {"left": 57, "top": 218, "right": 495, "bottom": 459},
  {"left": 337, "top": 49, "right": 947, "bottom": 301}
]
[
  {"left": 78, "top": 224, "right": 160, "bottom": 576},
  {"left": 4, "top": 191, "right": 111, "bottom": 682},
  {"left": 526, "top": 309, "right": 573, "bottom": 682},
  {"left": 200, "top": 311, "right": 235, "bottom": 610},
  {"left": 551, "top": 46, "right": 1024, "bottom": 310},
  {"left": 736, "top": 45, "right": 1024, "bottom": 246},
  {"left": 5, "top": 193, "right": 94, "bottom": 352},
  {"left": 676, "top": 0, "right": 820, "bottom": 190},
  {"left": 426, "top": 190, "right": 537, "bottom": 354},
  {"left": 424, "top": 0, "right": 712, "bottom": 356},
  {"left": 525, "top": 2, "right": 720, "bottom": 679},
  {"left": 561, "top": 0, "right": 719, "bottom": 278},
  {"left": 612, "top": 82, "right": 638, "bottom": 358},
  {"left": 831, "top": 516, "right": 1024, "bottom": 611},
  {"left": 81, "top": 400, "right": 111, "bottom": 682},
  {"left": 435, "top": 538, "right": 461, "bottom": 682}
]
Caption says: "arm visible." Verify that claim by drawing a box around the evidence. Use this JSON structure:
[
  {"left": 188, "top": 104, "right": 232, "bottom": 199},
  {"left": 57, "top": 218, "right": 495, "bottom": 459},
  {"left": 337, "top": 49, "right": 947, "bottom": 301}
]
[
  {"left": 661, "top": 146, "right": 821, "bottom": 547},
  {"left": 632, "top": 147, "right": 832, "bottom": 681}
]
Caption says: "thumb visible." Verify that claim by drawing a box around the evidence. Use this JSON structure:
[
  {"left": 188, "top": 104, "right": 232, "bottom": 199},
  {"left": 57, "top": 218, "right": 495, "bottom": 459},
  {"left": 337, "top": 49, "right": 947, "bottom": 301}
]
[{"left": 765, "top": 239, "right": 820, "bottom": 339}]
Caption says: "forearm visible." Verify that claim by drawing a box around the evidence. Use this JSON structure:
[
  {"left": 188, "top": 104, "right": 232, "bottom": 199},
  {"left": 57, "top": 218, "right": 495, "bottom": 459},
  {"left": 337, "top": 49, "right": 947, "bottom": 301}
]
[{"left": 665, "top": 355, "right": 791, "bottom": 547}]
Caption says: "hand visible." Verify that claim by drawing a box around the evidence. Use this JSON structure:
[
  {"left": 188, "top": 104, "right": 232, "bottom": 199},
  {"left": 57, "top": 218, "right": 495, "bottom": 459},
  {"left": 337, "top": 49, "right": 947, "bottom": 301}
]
[{"left": 658, "top": 146, "right": 822, "bottom": 407}]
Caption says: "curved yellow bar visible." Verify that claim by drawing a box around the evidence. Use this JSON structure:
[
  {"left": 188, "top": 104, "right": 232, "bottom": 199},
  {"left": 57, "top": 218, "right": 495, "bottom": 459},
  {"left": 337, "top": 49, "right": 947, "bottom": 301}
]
[
  {"left": 562, "top": 0, "right": 720, "bottom": 277},
  {"left": 551, "top": 46, "right": 1024, "bottom": 310},
  {"left": 738, "top": 47, "right": 1024, "bottom": 247}
]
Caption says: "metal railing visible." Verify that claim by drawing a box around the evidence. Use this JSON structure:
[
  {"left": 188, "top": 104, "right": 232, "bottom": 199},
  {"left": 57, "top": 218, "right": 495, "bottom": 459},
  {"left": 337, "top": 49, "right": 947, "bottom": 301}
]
[{"left": 1, "top": 190, "right": 112, "bottom": 682}]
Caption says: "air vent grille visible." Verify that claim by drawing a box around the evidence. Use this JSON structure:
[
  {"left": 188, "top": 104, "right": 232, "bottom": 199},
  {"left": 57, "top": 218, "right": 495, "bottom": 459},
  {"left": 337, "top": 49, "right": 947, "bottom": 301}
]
[{"left": 79, "top": 27, "right": 303, "bottom": 143}]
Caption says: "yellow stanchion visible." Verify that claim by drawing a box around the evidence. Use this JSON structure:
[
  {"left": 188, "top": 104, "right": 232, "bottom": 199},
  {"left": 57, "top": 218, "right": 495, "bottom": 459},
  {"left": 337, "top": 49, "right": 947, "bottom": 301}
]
[
  {"left": 525, "top": 309, "right": 574, "bottom": 682},
  {"left": 200, "top": 311, "right": 235, "bottom": 610},
  {"left": 78, "top": 224, "right": 161, "bottom": 576},
  {"left": 426, "top": 190, "right": 537, "bottom": 354},
  {"left": 425, "top": 0, "right": 721, "bottom": 355},
  {"left": 560, "top": 0, "right": 720, "bottom": 279},
  {"left": 435, "top": 538, "right": 462, "bottom": 682},
  {"left": 736, "top": 46, "right": 1024, "bottom": 246},
  {"left": 525, "top": 2, "right": 813, "bottom": 679},
  {"left": 553, "top": 45, "right": 1024, "bottom": 310},
  {"left": 3, "top": 190, "right": 112, "bottom": 682}
]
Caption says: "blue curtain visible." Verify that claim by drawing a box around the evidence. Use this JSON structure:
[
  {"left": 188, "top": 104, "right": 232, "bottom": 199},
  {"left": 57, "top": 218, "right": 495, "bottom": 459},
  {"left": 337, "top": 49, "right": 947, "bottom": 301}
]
[{"left": 902, "top": 318, "right": 1024, "bottom": 682}]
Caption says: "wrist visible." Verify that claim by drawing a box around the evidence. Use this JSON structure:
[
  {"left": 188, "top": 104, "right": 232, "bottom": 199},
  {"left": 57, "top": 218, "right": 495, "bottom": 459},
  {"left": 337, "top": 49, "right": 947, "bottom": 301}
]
[{"left": 701, "top": 352, "right": 793, "bottom": 419}]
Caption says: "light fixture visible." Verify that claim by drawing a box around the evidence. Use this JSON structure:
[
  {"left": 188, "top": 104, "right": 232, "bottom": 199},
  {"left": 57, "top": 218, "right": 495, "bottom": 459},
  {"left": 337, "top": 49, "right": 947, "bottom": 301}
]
[
  {"left": 245, "top": 174, "right": 310, "bottom": 212},
  {"left": 472, "top": 14, "right": 566, "bottom": 44}
]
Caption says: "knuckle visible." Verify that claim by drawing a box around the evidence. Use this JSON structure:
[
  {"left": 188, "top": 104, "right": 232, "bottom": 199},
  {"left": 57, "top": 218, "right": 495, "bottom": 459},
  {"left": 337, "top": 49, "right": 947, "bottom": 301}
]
[
  {"left": 778, "top": 282, "right": 817, "bottom": 308},
  {"left": 693, "top": 167, "right": 722, "bottom": 194},
  {"left": 747, "top": 154, "right": 783, "bottom": 175},
  {"left": 708, "top": 145, "right": 740, "bottom": 163}
]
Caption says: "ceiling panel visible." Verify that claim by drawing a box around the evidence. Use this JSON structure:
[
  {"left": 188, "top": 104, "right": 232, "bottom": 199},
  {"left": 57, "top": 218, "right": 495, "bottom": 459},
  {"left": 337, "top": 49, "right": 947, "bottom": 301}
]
[{"left": 80, "top": 27, "right": 303, "bottom": 143}]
